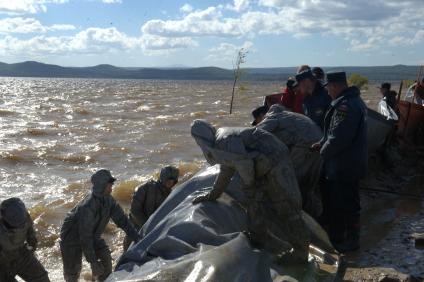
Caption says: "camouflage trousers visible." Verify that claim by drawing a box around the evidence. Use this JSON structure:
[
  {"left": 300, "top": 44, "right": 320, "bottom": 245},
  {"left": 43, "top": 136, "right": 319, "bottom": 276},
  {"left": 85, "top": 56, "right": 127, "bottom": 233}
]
[
  {"left": 246, "top": 160, "right": 310, "bottom": 263},
  {"left": 60, "top": 240, "right": 112, "bottom": 282},
  {"left": 0, "top": 248, "right": 50, "bottom": 282},
  {"left": 292, "top": 148, "right": 323, "bottom": 219}
]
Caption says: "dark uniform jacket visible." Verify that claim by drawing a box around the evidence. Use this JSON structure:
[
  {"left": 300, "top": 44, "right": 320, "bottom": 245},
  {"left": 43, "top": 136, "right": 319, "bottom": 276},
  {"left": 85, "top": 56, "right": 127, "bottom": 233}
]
[
  {"left": 60, "top": 190, "right": 139, "bottom": 263},
  {"left": 303, "top": 82, "right": 332, "bottom": 129},
  {"left": 383, "top": 90, "right": 397, "bottom": 111},
  {"left": 129, "top": 180, "right": 172, "bottom": 229},
  {"left": 0, "top": 211, "right": 37, "bottom": 263},
  {"left": 320, "top": 86, "right": 368, "bottom": 181}
]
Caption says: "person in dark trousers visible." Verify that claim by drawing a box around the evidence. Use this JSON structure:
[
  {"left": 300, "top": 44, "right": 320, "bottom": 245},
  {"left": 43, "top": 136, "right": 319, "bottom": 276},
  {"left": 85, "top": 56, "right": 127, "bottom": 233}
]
[
  {"left": 123, "top": 165, "right": 179, "bottom": 251},
  {"left": 311, "top": 71, "right": 368, "bottom": 253},
  {"left": 190, "top": 120, "right": 309, "bottom": 264},
  {"left": 0, "top": 198, "right": 50, "bottom": 282},
  {"left": 60, "top": 169, "right": 141, "bottom": 282},
  {"left": 379, "top": 82, "right": 397, "bottom": 111},
  {"left": 250, "top": 105, "right": 268, "bottom": 126},
  {"left": 296, "top": 69, "right": 332, "bottom": 130}
]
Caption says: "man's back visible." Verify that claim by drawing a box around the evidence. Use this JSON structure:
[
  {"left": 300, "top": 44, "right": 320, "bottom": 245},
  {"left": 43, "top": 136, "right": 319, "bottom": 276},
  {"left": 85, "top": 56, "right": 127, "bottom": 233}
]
[{"left": 130, "top": 180, "right": 171, "bottom": 229}]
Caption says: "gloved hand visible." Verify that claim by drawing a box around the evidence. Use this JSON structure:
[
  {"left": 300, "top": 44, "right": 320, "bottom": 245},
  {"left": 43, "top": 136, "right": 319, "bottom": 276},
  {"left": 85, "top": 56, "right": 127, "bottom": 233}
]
[
  {"left": 90, "top": 261, "right": 105, "bottom": 279},
  {"left": 27, "top": 244, "right": 37, "bottom": 252},
  {"left": 133, "top": 234, "right": 142, "bottom": 244},
  {"left": 310, "top": 142, "right": 321, "bottom": 152},
  {"left": 192, "top": 193, "right": 212, "bottom": 204}
]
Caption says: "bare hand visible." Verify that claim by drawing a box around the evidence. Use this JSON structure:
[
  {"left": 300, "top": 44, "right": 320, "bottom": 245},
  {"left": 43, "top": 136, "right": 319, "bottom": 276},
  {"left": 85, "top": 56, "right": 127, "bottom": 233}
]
[{"left": 192, "top": 193, "right": 211, "bottom": 204}]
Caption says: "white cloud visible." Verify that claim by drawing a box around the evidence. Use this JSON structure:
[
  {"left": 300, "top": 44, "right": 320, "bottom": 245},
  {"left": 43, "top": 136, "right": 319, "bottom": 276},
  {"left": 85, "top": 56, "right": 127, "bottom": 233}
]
[
  {"left": 0, "top": 27, "right": 196, "bottom": 57},
  {"left": 142, "top": 7, "right": 242, "bottom": 37},
  {"left": 0, "top": 17, "right": 75, "bottom": 34},
  {"left": 140, "top": 1, "right": 424, "bottom": 53},
  {"left": 227, "top": 0, "right": 250, "bottom": 12},
  {"left": 140, "top": 34, "right": 197, "bottom": 52},
  {"left": 0, "top": 0, "right": 68, "bottom": 14},
  {"left": 102, "top": 0, "right": 122, "bottom": 3},
  {"left": 180, "top": 3, "right": 193, "bottom": 13},
  {"left": 206, "top": 41, "right": 253, "bottom": 62}
]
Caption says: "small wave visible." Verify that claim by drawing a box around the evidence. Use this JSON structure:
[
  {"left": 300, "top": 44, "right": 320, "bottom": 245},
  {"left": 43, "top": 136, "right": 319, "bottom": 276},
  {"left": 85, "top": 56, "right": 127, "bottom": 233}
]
[
  {"left": 73, "top": 107, "right": 90, "bottom": 115},
  {"left": 46, "top": 153, "right": 94, "bottom": 164},
  {"left": 26, "top": 128, "right": 51, "bottom": 136},
  {"left": 216, "top": 110, "right": 228, "bottom": 116},
  {"left": 0, "top": 151, "right": 25, "bottom": 162},
  {"left": 0, "top": 109, "right": 15, "bottom": 116},
  {"left": 93, "top": 143, "right": 130, "bottom": 154},
  {"left": 136, "top": 105, "right": 151, "bottom": 112},
  {"left": 112, "top": 179, "right": 141, "bottom": 202},
  {"left": 190, "top": 111, "right": 209, "bottom": 118}
]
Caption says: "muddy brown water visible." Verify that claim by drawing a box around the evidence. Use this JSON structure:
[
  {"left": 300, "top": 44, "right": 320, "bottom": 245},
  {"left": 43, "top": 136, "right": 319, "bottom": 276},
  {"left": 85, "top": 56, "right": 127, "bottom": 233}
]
[{"left": 0, "top": 78, "right": 383, "bottom": 281}]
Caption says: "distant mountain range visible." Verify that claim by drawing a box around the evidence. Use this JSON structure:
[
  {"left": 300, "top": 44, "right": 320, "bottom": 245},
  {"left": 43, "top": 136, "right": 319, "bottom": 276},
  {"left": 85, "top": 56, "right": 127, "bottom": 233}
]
[{"left": 0, "top": 61, "right": 420, "bottom": 82}]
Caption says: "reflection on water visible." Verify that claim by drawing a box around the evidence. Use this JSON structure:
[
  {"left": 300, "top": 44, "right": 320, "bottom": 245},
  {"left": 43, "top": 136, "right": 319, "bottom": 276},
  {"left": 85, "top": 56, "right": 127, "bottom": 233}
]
[{"left": 0, "top": 77, "right": 282, "bottom": 281}]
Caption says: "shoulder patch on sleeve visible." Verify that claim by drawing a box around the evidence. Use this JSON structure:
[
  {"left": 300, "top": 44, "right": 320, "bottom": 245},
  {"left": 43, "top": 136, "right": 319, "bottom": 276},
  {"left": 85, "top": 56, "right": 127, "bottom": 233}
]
[{"left": 337, "top": 103, "right": 349, "bottom": 112}]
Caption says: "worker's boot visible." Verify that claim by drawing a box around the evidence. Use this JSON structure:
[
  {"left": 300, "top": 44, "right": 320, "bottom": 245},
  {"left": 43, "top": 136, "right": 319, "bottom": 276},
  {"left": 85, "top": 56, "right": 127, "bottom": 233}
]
[
  {"left": 334, "top": 217, "right": 360, "bottom": 253},
  {"left": 329, "top": 214, "right": 345, "bottom": 247}
]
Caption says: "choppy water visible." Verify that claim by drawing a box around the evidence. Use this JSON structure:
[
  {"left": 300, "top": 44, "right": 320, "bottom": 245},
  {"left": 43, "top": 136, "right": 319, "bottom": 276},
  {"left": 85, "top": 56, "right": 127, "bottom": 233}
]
[{"left": 0, "top": 77, "right": 284, "bottom": 281}]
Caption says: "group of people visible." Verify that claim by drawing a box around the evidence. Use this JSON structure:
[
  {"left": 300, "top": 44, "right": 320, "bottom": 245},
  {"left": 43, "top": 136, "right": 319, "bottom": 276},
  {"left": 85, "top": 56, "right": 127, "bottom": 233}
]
[
  {"left": 1, "top": 65, "right": 370, "bottom": 281},
  {"left": 1, "top": 166, "right": 180, "bottom": 281},
  {"left": 191, "top": 67, "right": 368, "bottom": 265}
]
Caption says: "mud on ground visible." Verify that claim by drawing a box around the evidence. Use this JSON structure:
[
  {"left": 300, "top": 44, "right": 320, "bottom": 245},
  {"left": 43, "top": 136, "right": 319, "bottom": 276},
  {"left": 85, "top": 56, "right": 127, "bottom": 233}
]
[{"left": 338, "top": 145, "right": 424, "bottom": 282}]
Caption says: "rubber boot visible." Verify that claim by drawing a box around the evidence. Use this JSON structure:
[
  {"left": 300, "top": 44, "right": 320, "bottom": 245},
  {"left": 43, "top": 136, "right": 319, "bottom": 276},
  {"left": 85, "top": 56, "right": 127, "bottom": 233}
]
[
  {"left": 334, "top": 217, "right": 360, "bottom": 253},
  {"left": 329, "top": 214, "right": 345, "bottom": 247}
]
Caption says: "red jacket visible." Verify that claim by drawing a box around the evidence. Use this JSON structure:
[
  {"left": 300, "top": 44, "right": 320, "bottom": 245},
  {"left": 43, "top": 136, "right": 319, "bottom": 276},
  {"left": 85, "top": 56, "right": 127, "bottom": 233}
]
[{"left": 281, "top": 88, "right": 304, "bottom": 114}]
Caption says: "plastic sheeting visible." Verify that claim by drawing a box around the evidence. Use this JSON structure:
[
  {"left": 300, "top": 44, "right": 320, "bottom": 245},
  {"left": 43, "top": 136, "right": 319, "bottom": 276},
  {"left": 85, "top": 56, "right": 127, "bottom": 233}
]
[
  {"left": 378, "top": 99, "right": 398, "bottom": 121},
  {"left": 107, "top": 166, "right": 338, "bottom": 282},
  {"left": 367, "top": 108, "right": 394, "bottom": 155}
]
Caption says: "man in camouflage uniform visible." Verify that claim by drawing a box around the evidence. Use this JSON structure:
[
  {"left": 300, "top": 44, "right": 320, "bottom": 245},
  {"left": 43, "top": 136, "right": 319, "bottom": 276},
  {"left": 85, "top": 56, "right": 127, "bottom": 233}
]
[
  {"left": 191, "top": 120, "right": 310, "bottom": 263},
  {"left": 60, "top": 169, "right": 141, "bottom": 282},
  {"left": 0, "top": 197, "right": 50, "bottom": 282},
  {"left": 123, "top": 165, "right": 179, "bottom": 251},
  {"left": 257, "top": 104, "right": 323, "bottom": 218},
  {"left": 312, "top": 71, "right": 367, "bottom": 253}
]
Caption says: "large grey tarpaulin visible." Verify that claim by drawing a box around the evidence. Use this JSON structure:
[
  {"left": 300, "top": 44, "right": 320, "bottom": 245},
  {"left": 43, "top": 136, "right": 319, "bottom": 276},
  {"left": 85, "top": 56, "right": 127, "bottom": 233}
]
[{"left": 107, "top": 166, "right": 338, "bottom": 282}]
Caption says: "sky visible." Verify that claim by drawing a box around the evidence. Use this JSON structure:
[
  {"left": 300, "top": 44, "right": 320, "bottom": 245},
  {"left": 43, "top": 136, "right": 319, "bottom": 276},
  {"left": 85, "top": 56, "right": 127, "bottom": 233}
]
[{"left": 0, "top": 0, "right": 423, "bottom": 68}]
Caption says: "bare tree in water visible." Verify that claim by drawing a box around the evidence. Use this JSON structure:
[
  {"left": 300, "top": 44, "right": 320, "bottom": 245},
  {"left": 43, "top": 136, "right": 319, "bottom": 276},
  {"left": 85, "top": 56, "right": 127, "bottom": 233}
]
[{"left": 229, "top": 48, "right": 247, "bottom": 114}]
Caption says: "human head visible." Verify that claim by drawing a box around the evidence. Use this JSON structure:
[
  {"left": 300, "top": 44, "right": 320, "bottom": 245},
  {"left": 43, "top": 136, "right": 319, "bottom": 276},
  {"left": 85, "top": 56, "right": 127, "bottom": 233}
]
[
  {"left": 91, "top": 169, "right": 116, "bottom": 196},
  {"left": 251, "top": 105, "right": 268, "bottom": 126},
  {"left": 0, "top": 198, "right": 28, "bottom": 229},
  {"left": 190, "top": 119, "right": 217, "bottom": 165},
  {"left": 297, "top": 65, "right": 311, "bottom": 74},
  {"left": 312, "top": 67, "right": 325, "bottom": 81},
  {"left": 286, "top": 77, "right": 296, "bottom": 91},
  {"left": 325, "top": 71, "right": 348, "bottom": 99},
  {"left": 295, "top": 69, "right": 316, "bottom": 95},
  {"left": 379, "top": 82, "right": 391, "bottom": 95},
  {"left": 159, "top": 165, "right": 179, "bottom": 189}
]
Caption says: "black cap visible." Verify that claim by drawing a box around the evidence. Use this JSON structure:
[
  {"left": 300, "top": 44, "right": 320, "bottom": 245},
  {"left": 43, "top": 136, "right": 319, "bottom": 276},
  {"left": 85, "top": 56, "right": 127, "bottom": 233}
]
[
  {"left": 379, "top": 82, "right": 391, "bottom": 90},
  {"left": 324, "top": 71, "right": 347, "bottom": 86},
  {"left": 286, "top": 77, "right": 296, "bottom": 89},
  {"left": 312, "top": 67, "right": 325, "bottom": 80},
  {"left": 251, "top": 106, "right": 268, "bottom": 125},
  {"left": 295, "top": 69, "right": 314, "bottom": 83}
]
